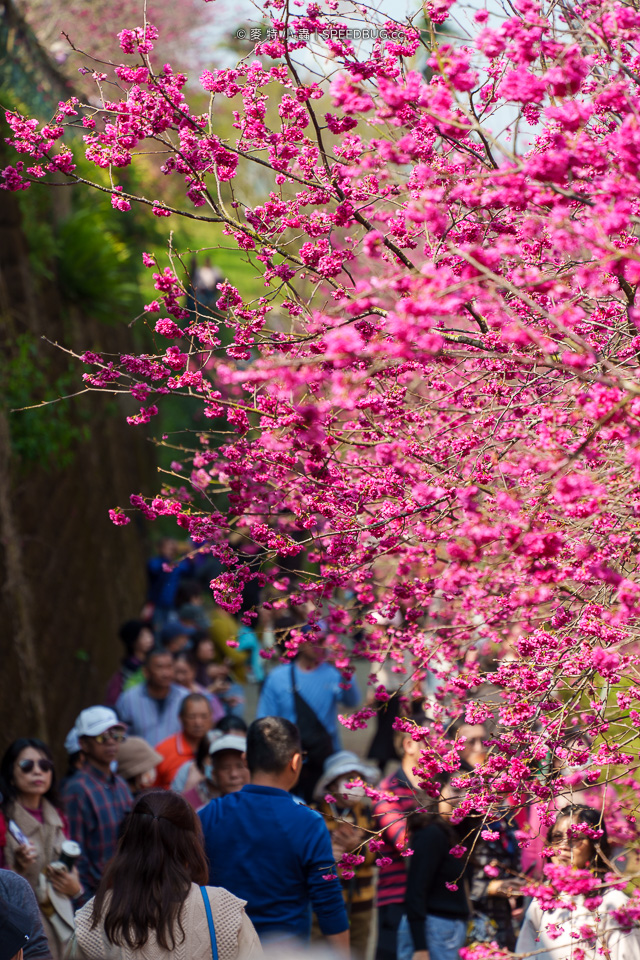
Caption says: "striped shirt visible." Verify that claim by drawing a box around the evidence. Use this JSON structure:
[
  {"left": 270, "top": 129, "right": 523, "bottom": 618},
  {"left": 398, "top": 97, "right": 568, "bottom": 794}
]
[
  {"left": 372, "top": 768, "right": 420, "bottom": 907},
  {"left": 61, "top": 763, "right": 132, "bottom": 906},
  {"left": 115, "top": 682, "right": 189, "bottom": 746},
  {"left": 256, "top": 661, "right": 360, "bottom": 750}
]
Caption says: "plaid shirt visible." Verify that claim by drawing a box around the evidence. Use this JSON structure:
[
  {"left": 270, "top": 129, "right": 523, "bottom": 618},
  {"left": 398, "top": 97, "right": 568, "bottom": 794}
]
[{"left": 61, "top": 764, "right": 132, "bottom": 906}]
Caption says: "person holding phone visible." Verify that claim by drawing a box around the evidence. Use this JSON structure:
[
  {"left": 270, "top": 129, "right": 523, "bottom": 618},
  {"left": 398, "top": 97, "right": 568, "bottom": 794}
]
[{"left": 0, "top": 739, "right": 81, "bottom": 958}]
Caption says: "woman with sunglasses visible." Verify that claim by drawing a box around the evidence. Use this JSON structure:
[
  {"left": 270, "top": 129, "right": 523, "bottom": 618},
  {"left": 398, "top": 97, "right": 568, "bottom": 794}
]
[
  {"left": 66, "top": 789, "right": 261, "bottom": 959},
  {"left": 516, "top": 805, "right": 640, "bottom": 960},
  {"left": 0, "top": 738, "right": 81, "bottom": 957}
]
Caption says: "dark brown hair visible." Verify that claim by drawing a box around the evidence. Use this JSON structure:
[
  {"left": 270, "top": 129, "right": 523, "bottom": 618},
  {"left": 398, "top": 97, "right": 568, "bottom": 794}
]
[
  {"left": 546, "top": 804, "right": 611, "bottom": 875},
  {"left": 407, "top": 809, "right": 461, "bottom": 847},
  {"left": 392, "top": 713, "right": 429, "bottom": 756},
  {"left": 246, "top": 716, "right": 300, "bottom": 773},
  {"left": 91, "top": 791, "right": 208, "bottom": 949},
  {"left": 178, "top": 692, "right": 210, "bottom": 719}
]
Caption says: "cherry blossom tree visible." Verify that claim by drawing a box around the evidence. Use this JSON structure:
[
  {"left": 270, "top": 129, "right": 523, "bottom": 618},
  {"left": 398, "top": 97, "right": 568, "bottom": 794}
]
[
  {"left": 5, "top": 0, "right": 640, "bottom": 920},
  {"left": 15, "top": 0, "right": 218, "bottom": 71}
]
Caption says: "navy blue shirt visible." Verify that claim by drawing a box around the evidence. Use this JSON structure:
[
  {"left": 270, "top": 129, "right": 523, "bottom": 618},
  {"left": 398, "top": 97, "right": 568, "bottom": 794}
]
[{"left": 199, "top": 784, "right": 348, "bottom": 943}]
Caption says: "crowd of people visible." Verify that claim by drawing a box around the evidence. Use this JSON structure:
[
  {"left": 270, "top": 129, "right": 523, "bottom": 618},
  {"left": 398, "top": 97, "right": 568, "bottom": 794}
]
[{"left": 1, "top": 538, "right": 640, "bottom": 960}]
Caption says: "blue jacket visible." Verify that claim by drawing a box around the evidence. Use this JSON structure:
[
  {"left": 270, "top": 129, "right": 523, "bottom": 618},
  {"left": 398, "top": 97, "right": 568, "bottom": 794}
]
[
  {"left": 146, "top": 554, "right": 193, "bottom": 610},
  {"left": 199, "top": 784, "right": 348, "bottom": 943}
]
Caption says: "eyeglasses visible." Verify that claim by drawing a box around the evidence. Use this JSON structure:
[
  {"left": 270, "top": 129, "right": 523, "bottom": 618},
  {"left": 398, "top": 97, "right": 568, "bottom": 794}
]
[
  {"left": 93, "top": 729, "right": 126, "bottom": 744},
  {"left": 18, "top": 758, "right": 54, "bottom": 774},
  {"left": 549, "top": 834, "right": 589, "bottom": 848}
]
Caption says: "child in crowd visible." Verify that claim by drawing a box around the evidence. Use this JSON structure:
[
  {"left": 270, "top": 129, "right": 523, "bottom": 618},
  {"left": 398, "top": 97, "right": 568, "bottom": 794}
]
[
  {"left": 313, "top": 751, "right": 379, "bottom": 960},
  {"left": 172, "top": 720, "right": 249, "bottom": 809}
]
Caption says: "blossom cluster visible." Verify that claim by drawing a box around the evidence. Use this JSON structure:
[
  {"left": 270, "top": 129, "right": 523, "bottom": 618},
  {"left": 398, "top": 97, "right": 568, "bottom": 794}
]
[{"left": 5, "top": 0, "right": 640, "bottom": 867}]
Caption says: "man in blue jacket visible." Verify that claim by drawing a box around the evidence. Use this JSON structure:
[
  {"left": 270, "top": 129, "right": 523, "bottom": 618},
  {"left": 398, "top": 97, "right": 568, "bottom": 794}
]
[{"left": 199, "top": 716, "right": 350, "bottom": 954}]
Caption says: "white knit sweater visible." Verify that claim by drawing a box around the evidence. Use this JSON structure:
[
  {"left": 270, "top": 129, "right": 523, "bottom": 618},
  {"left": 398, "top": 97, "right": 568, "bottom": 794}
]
[
  {"left": 65, "top": 883, "right": 262, "bottom": 960},
  {"left": 516, "top": 889, "right": 640, "bottom": 960}
]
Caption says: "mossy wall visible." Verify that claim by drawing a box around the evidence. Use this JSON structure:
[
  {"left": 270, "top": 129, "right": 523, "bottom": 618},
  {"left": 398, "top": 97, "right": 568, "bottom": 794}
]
[
  {"left": 0, "top": 181, "right": 156, "bottom": 766},
  {"left": 0, "top": 51, "right": 156, "bottom": 765}
]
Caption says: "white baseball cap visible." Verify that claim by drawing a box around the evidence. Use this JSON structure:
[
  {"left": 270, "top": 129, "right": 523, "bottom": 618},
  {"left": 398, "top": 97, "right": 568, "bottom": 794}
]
[
  {"left": 64, "top": 727, "right": 81, "bottom": 754},
  {"left": 209, "top": 734, "right": 246, "bottom": 758},
  {"left": 75, "top": 706, "right": 125, "bottom": 738}
]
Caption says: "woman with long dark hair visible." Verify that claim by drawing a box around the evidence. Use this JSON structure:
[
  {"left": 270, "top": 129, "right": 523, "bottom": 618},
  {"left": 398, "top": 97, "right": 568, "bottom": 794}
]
[
  {"left": 66, "top": 790, "right": 261, "bottom": 959},
  {"left": 0, "top": 738, "right": 80, "bottom": 958},
  {"left": 516, "top": 805, "right": 640, "bottom": 960}
]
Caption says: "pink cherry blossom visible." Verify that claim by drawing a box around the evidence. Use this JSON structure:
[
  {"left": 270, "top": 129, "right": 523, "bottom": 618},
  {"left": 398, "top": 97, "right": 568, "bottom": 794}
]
[{"left": 4, "top": 0, "right": 640, "bottom": 869}]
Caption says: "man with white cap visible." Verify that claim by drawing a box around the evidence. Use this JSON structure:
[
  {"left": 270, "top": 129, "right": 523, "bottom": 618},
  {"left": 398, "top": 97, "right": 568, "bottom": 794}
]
[
  {"left": 209, "top": 734, "right": 249, "bottom": 797},
  {"left": 60, "top": 707, "right": 132, "bottom": 906}
]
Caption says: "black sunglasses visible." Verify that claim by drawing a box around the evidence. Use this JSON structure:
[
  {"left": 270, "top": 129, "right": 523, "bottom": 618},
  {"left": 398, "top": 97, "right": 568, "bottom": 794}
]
[{"left": 18, "top": 758, "right": 54, "bottom": 774}]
